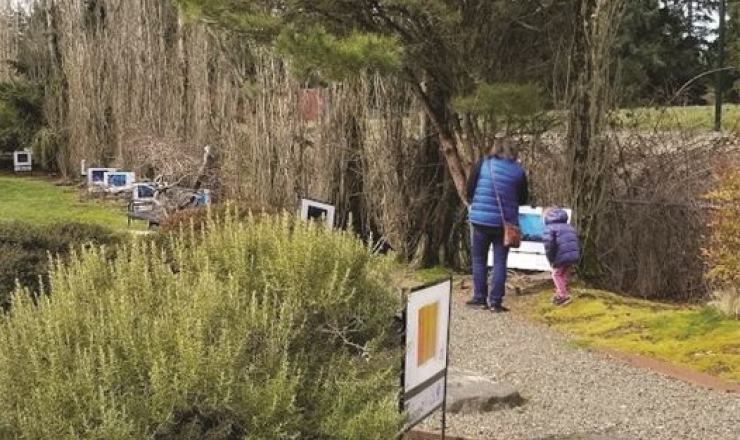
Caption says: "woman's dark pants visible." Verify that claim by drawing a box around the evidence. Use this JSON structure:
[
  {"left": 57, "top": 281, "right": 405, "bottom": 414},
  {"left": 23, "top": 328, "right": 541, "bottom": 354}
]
[{"left": 471, "top": 224, "right": 510, "bottom": 307}]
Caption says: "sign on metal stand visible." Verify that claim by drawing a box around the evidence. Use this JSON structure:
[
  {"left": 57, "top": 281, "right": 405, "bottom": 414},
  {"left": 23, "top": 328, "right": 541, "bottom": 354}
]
[
  {"left": 400, "top": 278, "right": 452, "bottom": 439},
  {"left": 13, "top": 150, "right": 32, "bottom": 172},
  {"left": 299, "top": 197, "right": 336, "bottom": 230}
]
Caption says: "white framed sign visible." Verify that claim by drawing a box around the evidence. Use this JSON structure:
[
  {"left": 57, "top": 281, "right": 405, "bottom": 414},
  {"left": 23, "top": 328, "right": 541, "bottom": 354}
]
[
  {"left": 103, "top": 171, "right": 136, "bottom": 193},
  {"left": 402, "top": 278, "right": 452, "bottom": 432},
  {"left": 13, "top": 150, "right": 32, "bottom": 172},
  {"left": 87, "top": 167, "right": 118, "bottom": 188},
  {"left": 488, "top": 206, "right": 573, "bottom": 272},
  {"left": 299, "top": 198, "right": 335, "bottom": 230},
  {"left": 132, "top": 182, "right": 156, "bottom": 201}
]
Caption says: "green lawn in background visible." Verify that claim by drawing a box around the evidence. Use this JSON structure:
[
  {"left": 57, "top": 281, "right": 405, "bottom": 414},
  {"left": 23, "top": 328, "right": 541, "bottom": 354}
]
[
  {"left": 612, "top": 104, "right": 740, "bottom": 132},
  {"left": 0, "top": 175, "right": 132, "bottom": 229}
]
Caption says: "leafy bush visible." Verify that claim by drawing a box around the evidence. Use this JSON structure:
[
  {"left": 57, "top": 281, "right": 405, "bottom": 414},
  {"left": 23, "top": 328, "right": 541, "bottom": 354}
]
[
  {"left": 0, "top": 212, "right": 402, "bottom": 440},
  {"left": 158, "top": 202, "right": 281, "bottom": 235},
  {"left": 703, "top": 164, "right": 740, "bottom": 317},
  {"left": 0, "top": 221, "right": 119, "bottom": 309}
]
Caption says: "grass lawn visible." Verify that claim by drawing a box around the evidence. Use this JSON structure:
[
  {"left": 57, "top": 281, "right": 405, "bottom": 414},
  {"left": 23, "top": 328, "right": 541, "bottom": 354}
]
[
  {"left": 0, "top": 175, "right": 133, "bottom": 229},
  {"left": 612, "top": 104, "right": 740, "bottom": 132},
  {"left": 527, "top": 288, "right": 740, "bottom": 382}
]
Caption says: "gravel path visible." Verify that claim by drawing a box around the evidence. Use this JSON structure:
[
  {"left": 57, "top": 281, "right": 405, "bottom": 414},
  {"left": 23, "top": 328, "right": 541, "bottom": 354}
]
[{"left": 420, "top": 285, "right": 740, "bottom": 440}]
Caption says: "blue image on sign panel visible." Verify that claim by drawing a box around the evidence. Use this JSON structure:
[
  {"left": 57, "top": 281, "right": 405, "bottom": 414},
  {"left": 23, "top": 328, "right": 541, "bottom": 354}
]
[
  {"left": 194, "top": 189, "right": 211, "bottom": 207},
  {"left": 91, "top": 170, "right": 106, "bottom": 183},
  {"left": 108, "top": 174, "right": 128, "bottom": 187},
  {"left": 519, "top": 212, "right": 544, "bottom": 242},
  {"left": 136, "top": 184, "right": 155, "bottom": 199}
]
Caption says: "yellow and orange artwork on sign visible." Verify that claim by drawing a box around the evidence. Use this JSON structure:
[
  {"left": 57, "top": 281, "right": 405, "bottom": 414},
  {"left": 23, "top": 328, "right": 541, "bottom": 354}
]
[{"left": 416, "top": 301, "right": 439, "bottom": 366}]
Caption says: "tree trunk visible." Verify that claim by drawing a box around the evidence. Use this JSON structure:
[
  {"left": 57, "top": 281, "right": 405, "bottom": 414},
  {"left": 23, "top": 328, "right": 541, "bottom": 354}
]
[
  {"left": 41, "top": 0, "right": 70, "bottom": 175},
  {"left": 43, "top": 0, "right": 61, "bottom": 77},
  {"left": 414, "top": 113, "right": 462, "bottom": 268},
  {"left": 177, "top": 11, "right": 191, "bottom": 137},
  {"left": 407, "top": 72, "right": 470, "bottom": 203},
  {"left": 565, "top": 0, "right": 624, "bottom": 279},
  {"left": 337, "top": 114, "right": 370, "bottom": 236},
  {"left": 566, "top": 0, "right": 598, "bottom": 274}
]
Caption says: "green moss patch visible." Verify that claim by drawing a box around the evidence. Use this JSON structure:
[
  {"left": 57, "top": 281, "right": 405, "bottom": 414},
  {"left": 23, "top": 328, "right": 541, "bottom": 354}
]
[
  {"left": 414, "top": 266, "right": 453, "bottom": 284},
  {"left": 528, "top": 288, "right": 740, "bottom": 382}
]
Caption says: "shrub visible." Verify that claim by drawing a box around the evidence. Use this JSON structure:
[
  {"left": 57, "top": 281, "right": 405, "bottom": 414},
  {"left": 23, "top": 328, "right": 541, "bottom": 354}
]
[
  {"left": 158, "top": 202, "right": 282, "bottom": 235},
  {"left": 0, "top": 80, "right": 44, "bottom": 154},
  {"left": 0, "top": 212, "right": 402, "bottom": 440},
  {"left": 703, "top": 164, "right": 740, "bottom": 317},
  {"left": 0, "top": 221, "right": 120, "bottom": 309}
]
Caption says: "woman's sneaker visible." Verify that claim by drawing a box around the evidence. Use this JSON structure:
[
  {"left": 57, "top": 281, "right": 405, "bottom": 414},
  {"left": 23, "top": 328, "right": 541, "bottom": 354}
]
[
  {"left": 553, "top": 296, "right": 571, "bottom": 306},
  {"left": 465, "top": 299, "right": 489, "bottom": 309}
]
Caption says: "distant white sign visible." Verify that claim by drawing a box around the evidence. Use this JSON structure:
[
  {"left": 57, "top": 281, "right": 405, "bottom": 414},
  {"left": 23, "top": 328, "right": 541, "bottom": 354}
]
[
  {"left": 103, "top": 171, "right": 136, "bottom": 193},
  {"left": 488, "top": 206, "right": 573, "bottom": 272},
  {"left": 299, "top": 198, "right": 335, "bottom": 230},
  {"left": 13, "top": 150, "right": 32, "bottom": 172},
  {"left": 132, "top": 182, "right": 156, "bottom": 201},
  {"left": 403, "top": 278, "right": 451, "bottom": 432},
  {"left": 87, "top": 167, "right": 118, "bottom": 188}
]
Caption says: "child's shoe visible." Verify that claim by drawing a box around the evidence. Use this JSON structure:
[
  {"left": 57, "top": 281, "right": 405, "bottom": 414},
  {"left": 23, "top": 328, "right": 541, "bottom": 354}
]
[{"left": 553, "top": 295, "right": 571, "bottom": 306}]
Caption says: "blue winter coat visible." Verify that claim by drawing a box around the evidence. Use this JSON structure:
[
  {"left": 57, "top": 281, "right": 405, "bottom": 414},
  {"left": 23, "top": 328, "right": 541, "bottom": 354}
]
[
  {"left": 467, "top": 156, "right": 528, "bottom": 228},
  {"left": 543, "top": 208, "right": 580, "bottom": 267}
]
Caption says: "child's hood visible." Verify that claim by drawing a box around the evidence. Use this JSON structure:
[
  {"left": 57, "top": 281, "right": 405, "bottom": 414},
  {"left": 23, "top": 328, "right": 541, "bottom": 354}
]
[{"left": 544, "top": 208, "right": 569, "bottom": 225}]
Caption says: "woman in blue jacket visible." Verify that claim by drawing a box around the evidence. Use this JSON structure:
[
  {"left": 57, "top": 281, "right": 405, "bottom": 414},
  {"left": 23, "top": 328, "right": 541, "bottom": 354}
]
[{"left": 466, "top": 138, "right": 529, "bottom": 313}]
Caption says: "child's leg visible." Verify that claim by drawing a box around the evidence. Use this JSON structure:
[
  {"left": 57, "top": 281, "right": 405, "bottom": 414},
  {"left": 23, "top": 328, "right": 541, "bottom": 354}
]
[
  {"left": 552, "top": 266, "right": 569, "bottom": 298},
  {"left": 561, "top": 266, "right": 571, "bottom": 297},
  {"left": 551, "top": 268, "right": 561, "bottom": 297}
]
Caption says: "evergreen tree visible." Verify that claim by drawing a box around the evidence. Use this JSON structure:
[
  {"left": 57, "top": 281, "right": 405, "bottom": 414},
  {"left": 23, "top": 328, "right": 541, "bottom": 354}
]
[
  {"left": 617, "top": 0, "right": 712, "bottom": 105},
  {"left": 174, "top": 0, "right": 576, "bottom": 200}
]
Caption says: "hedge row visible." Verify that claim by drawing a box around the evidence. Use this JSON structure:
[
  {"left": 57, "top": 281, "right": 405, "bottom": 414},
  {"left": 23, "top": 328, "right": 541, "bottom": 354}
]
[{"left": 0, "top": 221, "right": 120, "bottom": 309}]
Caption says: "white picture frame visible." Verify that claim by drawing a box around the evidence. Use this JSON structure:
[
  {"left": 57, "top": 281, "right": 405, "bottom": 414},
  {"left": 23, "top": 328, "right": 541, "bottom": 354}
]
[
  {"left": 132, "top": 182, "right": 156, "bottom": 201},
  {"left": 87, "top": 167, "right": 118, "bottom": 188},
  {"left": 488, "top": 206, "right": 573, "bottom": 272},
  {"left": 13, "top": 150, "right": 32, "bottom": 172},
  {"left": 299, "top": 198, "right": 335, "bottom": 230},
  {"left": 103, "top": 171, "right": 136, "bottom": 193}
]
